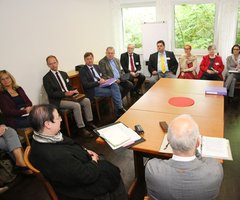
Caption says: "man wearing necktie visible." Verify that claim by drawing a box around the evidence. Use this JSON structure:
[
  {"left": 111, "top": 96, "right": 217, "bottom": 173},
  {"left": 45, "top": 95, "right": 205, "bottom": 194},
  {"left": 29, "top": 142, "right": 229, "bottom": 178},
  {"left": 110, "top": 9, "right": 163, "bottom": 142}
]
[
  {"left": 120, "top": 44, "right": 146, "bottom": 95},
  {"left": 148, "top": 40, "right": 178, "bottom": 86},
  {"left": 43, "top": 55, "right": 96, "bottom": 138},
  {"left": 80, "top": 52, "right": 125, "bottom": 117},
  {"left": 99, "top": 47, "right": 134, "bottom": 98}
]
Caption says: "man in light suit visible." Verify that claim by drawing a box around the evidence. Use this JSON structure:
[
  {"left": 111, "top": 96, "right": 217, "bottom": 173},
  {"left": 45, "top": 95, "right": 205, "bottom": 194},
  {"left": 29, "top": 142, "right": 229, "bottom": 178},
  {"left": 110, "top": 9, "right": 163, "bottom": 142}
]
[
  {"left": 120, "top": 44, "right": 145, "bottom": 95},
  {"left": 148, "top": 40, "right": 178, "bottom": 86},
  {"left": 79, "top": 52, "right": 125, "bottom": 117},
  {"left": 99, "top": 47, "right": 134, "bottom": 98},
  {"left": 43, "top": 55, "right": 95, "bottom": 138},
  {"left": 145, "top": 114, "right": 223, "bottom": 200}
]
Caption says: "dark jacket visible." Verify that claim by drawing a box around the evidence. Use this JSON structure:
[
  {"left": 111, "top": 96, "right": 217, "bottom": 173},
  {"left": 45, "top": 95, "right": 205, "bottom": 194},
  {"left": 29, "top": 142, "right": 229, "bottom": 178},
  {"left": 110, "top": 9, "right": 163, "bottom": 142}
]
[
  {"left": 79, "top": 65, "right": 102, "bottom": 100},
  {"left": 0, "top": 87, "right": 32, "bottom": 128},
  {"left": 30, "top": 136, "right": 121, "bottom": 200},
  {"left": 43, "top": 70, "right": 74, "bottom": 108},
  {"left": 148, "top": 51, "right": 178, "bottom": 75},
  {"left": 120, "top": 52, "right": 141, "bottom": 73}
]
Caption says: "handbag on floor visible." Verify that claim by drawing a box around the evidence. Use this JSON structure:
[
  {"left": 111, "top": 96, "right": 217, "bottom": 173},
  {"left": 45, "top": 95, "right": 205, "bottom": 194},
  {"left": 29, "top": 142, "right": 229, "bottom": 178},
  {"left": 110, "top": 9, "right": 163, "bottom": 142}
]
[{"left": 0, "top": 151, "right": 17, "bottom": 186}]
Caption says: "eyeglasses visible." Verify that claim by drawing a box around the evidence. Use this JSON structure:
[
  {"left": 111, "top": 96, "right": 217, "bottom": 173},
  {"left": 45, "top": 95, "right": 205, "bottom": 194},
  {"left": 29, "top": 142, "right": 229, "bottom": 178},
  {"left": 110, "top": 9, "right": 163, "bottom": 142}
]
[
  {"left": 53, "top": 115, "right": 62, "bottom": 123},
  {"left": 0, "top": 76, "right": 10, "bottom": 81},
  {"left": 233, "top": 49, "right": 240, "bottom": 50}
]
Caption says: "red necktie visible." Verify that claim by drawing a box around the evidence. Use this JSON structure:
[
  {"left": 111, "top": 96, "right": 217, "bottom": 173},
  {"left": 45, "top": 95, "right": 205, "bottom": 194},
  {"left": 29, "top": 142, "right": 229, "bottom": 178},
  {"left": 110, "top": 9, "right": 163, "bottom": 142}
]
[
  {"left": 56, "top": 72, "right": 66, "bottom": 92},
  {"left": 130, "top": 54, "right": 135, "bottom": 72}
]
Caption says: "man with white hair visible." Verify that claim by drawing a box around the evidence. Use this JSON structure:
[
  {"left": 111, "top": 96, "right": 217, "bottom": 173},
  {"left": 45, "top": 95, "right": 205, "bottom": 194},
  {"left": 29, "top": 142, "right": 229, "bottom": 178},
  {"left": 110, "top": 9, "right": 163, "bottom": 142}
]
[{"left": 145, "top": 114, "right": 223, "bottom": 200}]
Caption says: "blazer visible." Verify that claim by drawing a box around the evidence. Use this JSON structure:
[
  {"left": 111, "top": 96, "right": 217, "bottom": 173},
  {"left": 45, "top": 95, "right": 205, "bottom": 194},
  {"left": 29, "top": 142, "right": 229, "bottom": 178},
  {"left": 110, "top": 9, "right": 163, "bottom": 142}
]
[
  {"left": 145, "top": 157, "right": 223, "bottom": 200},
  {"left": 79, "top": 65, "right": 102, "bottom": 100},
  {"left": 148, "top": 51, "right": 178, "bottom": 75},
  {"left": 30, "top": 136, "right": 121, "bottom": 200},
  {"left": 226, "top": 55, "right": 240, "bottom": 71},
  {"left": 0, "top": 87, "right": 32, "bottom": 128},
  {"left": 120, "top": 52, "right": 141, "bottom": 73},
  {"left": 99, "top": 56, "right": 123, "bottom": 79},
  {"left": 198, "top": 55, "right": 224, "bottom": 80},
  {"left": 43, "top": 70, "right": 74, "bottom": 108}
]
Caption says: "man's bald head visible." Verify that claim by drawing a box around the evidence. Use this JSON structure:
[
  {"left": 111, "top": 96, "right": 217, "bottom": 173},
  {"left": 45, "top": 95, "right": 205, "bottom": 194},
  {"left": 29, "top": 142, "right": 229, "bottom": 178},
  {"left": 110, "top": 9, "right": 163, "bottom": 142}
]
[{"left": 167, "top": 114, "right": 200, "bottom": 155}]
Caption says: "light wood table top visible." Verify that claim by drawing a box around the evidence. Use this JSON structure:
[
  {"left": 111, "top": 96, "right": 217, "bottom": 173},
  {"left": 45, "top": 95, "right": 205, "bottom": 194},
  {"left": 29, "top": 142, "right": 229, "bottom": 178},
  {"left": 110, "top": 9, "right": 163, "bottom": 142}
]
[
  {"left": 131, "top": 79, "right": 224, "bottom": 118},
  {"left": 96, "top": 109, "right": 223, "bottom": 156}
]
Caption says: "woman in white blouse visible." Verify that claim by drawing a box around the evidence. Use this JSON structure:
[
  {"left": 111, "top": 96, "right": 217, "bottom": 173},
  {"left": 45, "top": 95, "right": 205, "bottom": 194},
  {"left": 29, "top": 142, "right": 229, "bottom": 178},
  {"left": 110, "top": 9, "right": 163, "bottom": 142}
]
[
  {"left": 225, "top": 44, "right": 240, "bottom": 99},
  {"left": 178, "top": 44, "right": 197, "bottom": 79}
]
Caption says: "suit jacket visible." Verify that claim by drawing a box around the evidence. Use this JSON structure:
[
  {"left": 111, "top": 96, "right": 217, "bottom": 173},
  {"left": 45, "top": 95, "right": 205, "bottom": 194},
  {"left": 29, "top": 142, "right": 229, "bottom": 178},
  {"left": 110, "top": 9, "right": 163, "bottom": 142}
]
[
  {"left": 99, "top": 56, "right": 123, "bottom": 79},
  {"left": 120, "top": 52, "right": 141, "bottom": 73},
  {"left": 0, "top": 87, "right": 32, "bottom": 128},
  {"left": 148, "top": 51, "right": 178, "bottom": 75},
  {"left": 145, "top": 157, "right": 223, "bottom": 200},
  {"left": 30, "top": 136, "right": 121, "bottom": 200},
  {"left": 198, "top": 55, "right": 224, "bottom": 80},
  {"left": 43, "top": 70, "right": 74, "bottom": 108},
  {"left": 80, "top": 65, "right": 102, "bottom": 100}
]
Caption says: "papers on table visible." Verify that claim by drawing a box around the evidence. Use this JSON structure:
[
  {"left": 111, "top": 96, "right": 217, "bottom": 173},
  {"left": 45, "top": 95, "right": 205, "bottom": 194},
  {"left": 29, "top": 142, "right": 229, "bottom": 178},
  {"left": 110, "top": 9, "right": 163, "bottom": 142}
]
[
  {"left": 229, "top": 70, "right": 240, "bottom": 73},
  {"left": 199, "top": 136, "right": 232, "bottom": 160},
  {"left": 159, "top": 135, "right": 233, "bottom": 160},
  {"left": 99, "top": 78, "right": 116, "bottom": 87},
  {"left": 94, "top": 122, "right": 144, "bottom": 150},
  {"left": 205, "top": 86, "right": 227, "bottom": 96}
]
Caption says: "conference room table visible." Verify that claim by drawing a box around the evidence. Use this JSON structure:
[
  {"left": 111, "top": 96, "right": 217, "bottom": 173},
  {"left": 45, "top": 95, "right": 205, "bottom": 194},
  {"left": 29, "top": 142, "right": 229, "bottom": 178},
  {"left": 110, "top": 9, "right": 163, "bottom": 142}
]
[{"left": 96, "top": 78, "right": 224, "bottom": 198}]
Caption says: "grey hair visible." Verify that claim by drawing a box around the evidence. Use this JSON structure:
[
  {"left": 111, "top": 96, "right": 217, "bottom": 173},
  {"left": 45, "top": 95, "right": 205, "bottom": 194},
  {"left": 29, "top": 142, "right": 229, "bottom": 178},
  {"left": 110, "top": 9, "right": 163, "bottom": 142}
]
[
  {"left": 167, "top": 114, "right": 200, "bottom": 153},
  {"left": 106, "top": 46, "right": 115, "bottom": 52},
  {"left": 208, "top": 44, "right": 216, "bottom": 51}
]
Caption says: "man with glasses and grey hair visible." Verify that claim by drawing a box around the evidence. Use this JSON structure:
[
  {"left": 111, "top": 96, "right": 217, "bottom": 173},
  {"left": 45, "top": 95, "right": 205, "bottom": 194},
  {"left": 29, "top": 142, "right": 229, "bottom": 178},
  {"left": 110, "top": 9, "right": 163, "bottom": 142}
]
[{"left": 145, "top": 114, "right": 223, "bottom": 200}]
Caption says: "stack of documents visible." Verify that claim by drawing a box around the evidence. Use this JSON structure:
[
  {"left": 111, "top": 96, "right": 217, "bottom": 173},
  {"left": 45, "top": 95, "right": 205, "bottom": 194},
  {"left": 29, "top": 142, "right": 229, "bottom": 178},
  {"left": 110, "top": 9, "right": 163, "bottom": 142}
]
[
  {"left": 205, "top": 86, "right": 227, "bottom": 96},
  {"left": 95, "top": 122, "right": 143, "bottom": 150},
  {"left": 160, "top": 135, "right": 233, "bottom": 160},
  {"left": 100, "top": 78, "right": 116, "bottom": 87}
]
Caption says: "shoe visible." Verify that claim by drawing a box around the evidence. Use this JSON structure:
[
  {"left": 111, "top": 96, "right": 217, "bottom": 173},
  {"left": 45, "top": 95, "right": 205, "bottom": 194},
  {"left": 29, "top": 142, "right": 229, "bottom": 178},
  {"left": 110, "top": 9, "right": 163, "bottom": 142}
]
[
  {"left": 15, "top": 166, "right": 33, "bottom": 175},
  {"left": 86, "top": 121, "right": 98, "bottom": 130},
  {"left": 0, "top": 186, "right": 8, "bottom": 194},
  {"left": 131, "top": 88, "right": 143, "bottom": 96},
  {"left": 78, "top": 128, "right": 94, "bottom": 138},
  {"left": 117, "top": 108, "right": 126, "bottom": 117}
]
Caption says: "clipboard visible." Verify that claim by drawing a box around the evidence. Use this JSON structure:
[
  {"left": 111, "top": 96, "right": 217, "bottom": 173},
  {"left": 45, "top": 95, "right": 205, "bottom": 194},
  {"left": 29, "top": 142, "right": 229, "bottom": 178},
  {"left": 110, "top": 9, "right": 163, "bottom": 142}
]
[{"left": 94, "top": 122, "right": 145, "bottom": 150}]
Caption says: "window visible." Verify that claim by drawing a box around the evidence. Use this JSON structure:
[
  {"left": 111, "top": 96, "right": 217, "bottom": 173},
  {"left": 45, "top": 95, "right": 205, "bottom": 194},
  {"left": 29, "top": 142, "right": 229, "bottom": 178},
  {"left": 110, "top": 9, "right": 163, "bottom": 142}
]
[
  {"left": 122, "top": 6, "right": 156, "bottom": 48},
  {"left": 174, "top": 3, "right": 216, "bottom": 49},
  {"left": 236, "top": 2, "right": 240, "bottom": 44}
]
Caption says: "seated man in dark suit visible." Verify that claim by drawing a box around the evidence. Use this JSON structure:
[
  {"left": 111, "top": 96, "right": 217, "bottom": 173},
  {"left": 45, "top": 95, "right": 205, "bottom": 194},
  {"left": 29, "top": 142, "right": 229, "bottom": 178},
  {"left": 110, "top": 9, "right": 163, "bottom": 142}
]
[
  {"left": 43, "top": 55, "right": 95, "bottom": 138},
  {"left": 145, "top": 114, "right": 223, "bottom": 200},
  {"left": 148, "top": 40, "right": 178, "bottom": 86},
  {"left": 29, "top": 104, "right": 128, "bottom": 200},
  {"left": 99, "top": 47, "right": 134, "bottom": 98},
  {"left": 120, "top": 44, "right": 146, "bottom": 95},
  {"left": 80, "top": 52, "right": 125, "bottom": 117}
]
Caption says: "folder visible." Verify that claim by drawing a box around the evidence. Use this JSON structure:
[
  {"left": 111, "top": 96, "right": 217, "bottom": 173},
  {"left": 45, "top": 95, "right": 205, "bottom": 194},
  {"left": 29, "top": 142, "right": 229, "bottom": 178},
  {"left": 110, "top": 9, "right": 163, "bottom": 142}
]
[
  {"left": 205, "top": 86, "right": 227, "bottom": 96},
  {"left": 99, "top": 78, "right": 116, "bottom": 87},
  {"left": 94, "top": 122, "right": 145, "bottom": 150},
  {"left": 159, "top": 135, "right": 233, "bottom": 160}
]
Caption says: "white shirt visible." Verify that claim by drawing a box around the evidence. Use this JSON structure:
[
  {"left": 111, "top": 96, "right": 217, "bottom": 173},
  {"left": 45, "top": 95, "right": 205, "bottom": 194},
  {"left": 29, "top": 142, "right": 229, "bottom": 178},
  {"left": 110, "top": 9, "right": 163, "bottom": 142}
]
[
  {"left": 172, "top": 154, "right": 196, "bottom": 162},
  {"left": 128, "top": 54, "right": 136, "bottom": 72},
  {"left": 51, "top": 70, "right": 68, "bottom": 92}
]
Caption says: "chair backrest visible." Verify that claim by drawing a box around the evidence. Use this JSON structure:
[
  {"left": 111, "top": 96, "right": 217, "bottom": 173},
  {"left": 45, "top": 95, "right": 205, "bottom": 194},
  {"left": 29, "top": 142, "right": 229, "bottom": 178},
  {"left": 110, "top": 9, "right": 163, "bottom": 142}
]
[
  {"left": 39, "top": 85, "right": 49, "bottom": 104},
  {"left": 24, "top": 146, "right": 58, "bottom": 200}
]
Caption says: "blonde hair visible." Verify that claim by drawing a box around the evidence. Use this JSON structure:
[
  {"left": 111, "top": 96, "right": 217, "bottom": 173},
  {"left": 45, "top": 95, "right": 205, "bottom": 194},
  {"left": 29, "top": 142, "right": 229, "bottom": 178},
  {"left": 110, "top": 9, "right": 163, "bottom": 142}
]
[
  {"left": 184, "top": 44, "right": 192, "bottom": 50},
  {"left": 0, "top": 70, "right": 19, "bottom": 91}
]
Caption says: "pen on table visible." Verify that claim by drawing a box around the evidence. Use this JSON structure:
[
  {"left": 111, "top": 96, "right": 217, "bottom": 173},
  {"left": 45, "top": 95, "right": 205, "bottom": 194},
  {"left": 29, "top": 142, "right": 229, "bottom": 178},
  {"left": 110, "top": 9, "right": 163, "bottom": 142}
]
[{"left": 163, "top": 142, "right": 169, "bottom": 150}]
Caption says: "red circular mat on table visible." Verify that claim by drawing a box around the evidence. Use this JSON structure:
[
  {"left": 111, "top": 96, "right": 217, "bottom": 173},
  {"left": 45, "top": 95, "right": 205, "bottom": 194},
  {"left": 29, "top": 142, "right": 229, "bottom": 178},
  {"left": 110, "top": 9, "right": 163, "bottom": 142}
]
[{"left": 168, "top": 97, "right": 194, "bottom": 107}]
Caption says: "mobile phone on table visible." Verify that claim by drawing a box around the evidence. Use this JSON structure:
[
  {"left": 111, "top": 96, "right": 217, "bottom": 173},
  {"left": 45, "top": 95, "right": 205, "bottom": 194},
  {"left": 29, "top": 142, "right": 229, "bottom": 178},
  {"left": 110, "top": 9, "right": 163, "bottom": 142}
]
[{"left": 159, "top": 121, "right": 168, "bottom": 133}]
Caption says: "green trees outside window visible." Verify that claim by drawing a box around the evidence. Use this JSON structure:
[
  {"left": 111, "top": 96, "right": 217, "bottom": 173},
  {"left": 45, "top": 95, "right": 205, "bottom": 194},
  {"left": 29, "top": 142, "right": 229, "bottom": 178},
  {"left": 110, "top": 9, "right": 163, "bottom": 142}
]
[
  {"left": 122, "top": 7, "right": 156, "bottom": 48},
  {"left": 175, "top": 4, "right": 215, "bottom": 49}
]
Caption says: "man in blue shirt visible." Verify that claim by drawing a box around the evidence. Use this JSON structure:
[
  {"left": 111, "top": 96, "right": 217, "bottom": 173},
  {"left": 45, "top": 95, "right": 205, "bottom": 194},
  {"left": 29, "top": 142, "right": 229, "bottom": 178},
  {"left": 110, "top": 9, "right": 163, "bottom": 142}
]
[{"left": 99, "top": 47, "right": 134, "bottom": 98}]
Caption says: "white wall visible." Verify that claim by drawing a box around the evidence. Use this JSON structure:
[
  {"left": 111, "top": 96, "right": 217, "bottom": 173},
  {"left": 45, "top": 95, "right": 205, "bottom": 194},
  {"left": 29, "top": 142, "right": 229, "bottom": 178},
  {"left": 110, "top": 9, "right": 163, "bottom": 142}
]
[{"left": 0, "top": 0, "right": 113, "bottom": 104}]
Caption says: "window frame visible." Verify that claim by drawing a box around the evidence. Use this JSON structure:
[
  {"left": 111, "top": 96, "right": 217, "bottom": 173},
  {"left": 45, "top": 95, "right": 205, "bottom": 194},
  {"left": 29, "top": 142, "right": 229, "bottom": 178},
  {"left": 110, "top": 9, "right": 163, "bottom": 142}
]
[
  {"left": 120, "top": 2, "right": 156, "bottom": 54},
  {"left": 172, "top": 0, "right": 219, "bottom": 55}
]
